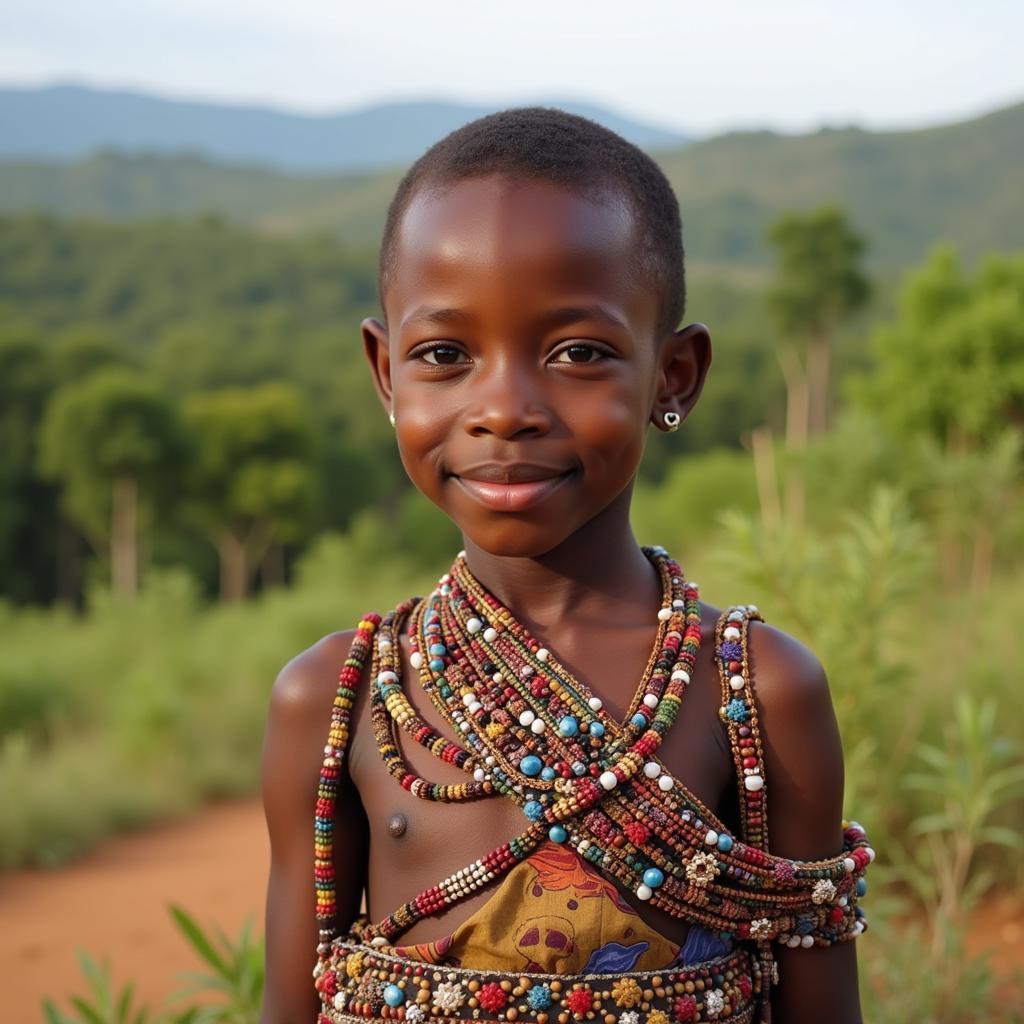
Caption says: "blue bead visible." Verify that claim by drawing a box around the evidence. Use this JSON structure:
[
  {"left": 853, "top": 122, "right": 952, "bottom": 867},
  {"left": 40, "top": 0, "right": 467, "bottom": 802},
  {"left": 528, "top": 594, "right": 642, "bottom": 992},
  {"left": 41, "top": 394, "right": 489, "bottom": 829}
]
[
  {"left": 383, "top": 985, "right": 405, "bottom": 1007},
  {"left": 726, "top": 698, "right": 751, "bottom": 722},
  {"left": 589, "top": 721, "right": 605, "bottom": 738},
  {"left": 429, "top": 659, "right": 445, "bottom": 672},
  {"left": 520, "top": 755, "right": 543, "bottom": 777},
  {"left": 428, "top": 643, "right": 447, "bottom": 656},
  {"left": 856, "top": 877, "right": 868, "bottom": 897},
  {"left": 559, "top": 715, "right": 579, "bottom": 737},
  {"left": 548, "top": 825, "right": 567, "bottom": 843},
  {"left": 572, "top": 761, "right": 586, "bottom": 776},
  {"left": 643, "top": 867, "right": 665, "bottom": 888},
  {"left": 540, "top": 766, "right": 556, "bottom": 781},
  {"left": 631, "top": 712, "right": 647, "bottom": 728},
  {"left": 527, "top": 984, "right": 553, "bottom": 1011},
  {"left": 524, "top": 800, "right": 544, "bottom": 821},
  {"left": 717, "top": 834, "right": 734, "bottom": 852}
]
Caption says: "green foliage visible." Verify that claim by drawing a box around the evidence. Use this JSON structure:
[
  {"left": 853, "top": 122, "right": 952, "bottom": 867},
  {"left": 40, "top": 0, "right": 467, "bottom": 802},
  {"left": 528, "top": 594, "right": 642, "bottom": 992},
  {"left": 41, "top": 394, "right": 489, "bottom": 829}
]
[
  {"left": 766, "top": 204, "right": 870, "bottom": 336},
  {"left": 851, "top": 246, "right": 1024, "bottom": 446}
]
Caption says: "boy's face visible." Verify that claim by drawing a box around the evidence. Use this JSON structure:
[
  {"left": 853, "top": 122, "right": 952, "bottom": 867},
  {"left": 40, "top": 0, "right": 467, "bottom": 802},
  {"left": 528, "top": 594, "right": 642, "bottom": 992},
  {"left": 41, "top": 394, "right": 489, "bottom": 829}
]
[{"left": 363, "top": 173, "right": 709, "bottom": 558}]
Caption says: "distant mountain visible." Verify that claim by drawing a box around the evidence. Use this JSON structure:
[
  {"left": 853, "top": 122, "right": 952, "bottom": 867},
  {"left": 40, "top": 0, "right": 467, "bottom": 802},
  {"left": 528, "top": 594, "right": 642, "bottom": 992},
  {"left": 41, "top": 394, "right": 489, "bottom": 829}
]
[
  {"left": 0, "top": 83, "right": 690, "bottom": 173},
  {"left": 0, "top": 96, "right": 1021, "bottom": 272}
]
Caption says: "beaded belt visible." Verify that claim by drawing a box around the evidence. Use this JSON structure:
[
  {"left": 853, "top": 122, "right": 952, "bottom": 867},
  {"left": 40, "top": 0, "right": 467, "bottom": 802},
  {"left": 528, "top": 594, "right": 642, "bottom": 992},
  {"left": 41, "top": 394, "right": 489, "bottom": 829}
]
[{"left": 315, "top": 938, "right": 761, "bottom": 1024}]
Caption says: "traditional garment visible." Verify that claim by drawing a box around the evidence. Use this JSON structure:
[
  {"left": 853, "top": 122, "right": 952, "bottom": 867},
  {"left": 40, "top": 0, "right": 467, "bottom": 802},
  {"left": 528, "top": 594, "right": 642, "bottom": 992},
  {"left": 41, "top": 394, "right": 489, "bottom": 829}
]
[{"left": 313, "top": 547, "right": 873, "bottom": 1024}]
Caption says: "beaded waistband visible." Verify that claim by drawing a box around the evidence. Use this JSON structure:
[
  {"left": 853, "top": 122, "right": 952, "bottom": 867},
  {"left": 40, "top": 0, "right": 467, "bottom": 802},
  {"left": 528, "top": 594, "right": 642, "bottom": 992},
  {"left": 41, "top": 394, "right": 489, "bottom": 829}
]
[{"left": 315, "top": 938, "right": 760, "bottom": 1024}]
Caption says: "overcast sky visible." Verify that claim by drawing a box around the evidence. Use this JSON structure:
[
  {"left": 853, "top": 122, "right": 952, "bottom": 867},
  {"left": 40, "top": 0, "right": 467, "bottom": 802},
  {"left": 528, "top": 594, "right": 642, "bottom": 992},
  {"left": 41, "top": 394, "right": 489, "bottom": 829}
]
[{"left": 2, "top": 0, "right": 1021, "bottom": 135}]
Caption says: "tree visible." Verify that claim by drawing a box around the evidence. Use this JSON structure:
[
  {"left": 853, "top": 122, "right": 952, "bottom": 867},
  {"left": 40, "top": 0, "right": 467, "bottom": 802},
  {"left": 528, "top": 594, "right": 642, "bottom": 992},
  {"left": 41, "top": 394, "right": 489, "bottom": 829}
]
[
  {"left": 184, "top": 384, "right": 316, "bottom": 601},
  {"left": 38, "top": 368, "right": 186, "bottom": 595},
  {"left": 767, "top": 205, "right": 870, "bottom": 444},
  {"left": 851, "top": 245, "right": 1024, "bottom": 450}
]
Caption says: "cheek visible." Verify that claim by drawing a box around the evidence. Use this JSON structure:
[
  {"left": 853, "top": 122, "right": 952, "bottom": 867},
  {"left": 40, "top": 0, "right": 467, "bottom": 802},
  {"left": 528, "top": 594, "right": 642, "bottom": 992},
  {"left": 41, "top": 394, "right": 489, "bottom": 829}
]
[{"left": 574, "top": 384, "right": 649, "bottom": 470}]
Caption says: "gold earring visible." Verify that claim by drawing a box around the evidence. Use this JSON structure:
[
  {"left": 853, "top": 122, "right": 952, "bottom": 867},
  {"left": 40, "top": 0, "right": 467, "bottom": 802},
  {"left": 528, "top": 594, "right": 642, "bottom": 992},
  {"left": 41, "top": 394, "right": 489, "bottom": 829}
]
[{"left": 389, "top": 410, "right": 396, "bottom": 428}]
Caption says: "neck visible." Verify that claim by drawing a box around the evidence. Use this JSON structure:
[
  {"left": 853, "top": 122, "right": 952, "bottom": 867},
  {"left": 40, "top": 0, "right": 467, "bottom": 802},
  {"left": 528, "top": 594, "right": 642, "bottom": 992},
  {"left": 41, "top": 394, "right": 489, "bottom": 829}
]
[{"left": 459, "top": 489, "right": 665, "bottom": 635}]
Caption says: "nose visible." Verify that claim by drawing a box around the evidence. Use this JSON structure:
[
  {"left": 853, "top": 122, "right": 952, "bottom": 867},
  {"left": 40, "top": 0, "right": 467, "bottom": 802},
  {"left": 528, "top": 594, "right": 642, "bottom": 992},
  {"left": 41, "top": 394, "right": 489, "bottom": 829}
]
[{"left": 463, "top": 356, "right": 553, "bottom": 439}]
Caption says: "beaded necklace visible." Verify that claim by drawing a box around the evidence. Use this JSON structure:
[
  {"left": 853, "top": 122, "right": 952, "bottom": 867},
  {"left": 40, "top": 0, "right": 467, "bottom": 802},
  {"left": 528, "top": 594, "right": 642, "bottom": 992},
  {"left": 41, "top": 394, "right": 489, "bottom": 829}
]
[{"left": 317, "top": 544, "right": 872, "bottom": 954}]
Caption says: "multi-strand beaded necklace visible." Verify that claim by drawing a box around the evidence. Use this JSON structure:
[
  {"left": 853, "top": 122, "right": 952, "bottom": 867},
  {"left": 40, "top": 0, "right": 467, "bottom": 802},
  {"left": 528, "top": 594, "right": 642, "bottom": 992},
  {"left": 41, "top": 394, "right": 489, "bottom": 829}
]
[{"left": 314, "top": 544, "right": 873, "bottom": 963}]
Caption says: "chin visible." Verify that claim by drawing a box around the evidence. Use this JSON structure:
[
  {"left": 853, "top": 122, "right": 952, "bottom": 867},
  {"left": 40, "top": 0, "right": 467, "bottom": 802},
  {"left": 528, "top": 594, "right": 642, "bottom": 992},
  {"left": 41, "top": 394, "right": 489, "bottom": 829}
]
[{"left": 457, "top": 520, "right": 576, "bottom": 560}]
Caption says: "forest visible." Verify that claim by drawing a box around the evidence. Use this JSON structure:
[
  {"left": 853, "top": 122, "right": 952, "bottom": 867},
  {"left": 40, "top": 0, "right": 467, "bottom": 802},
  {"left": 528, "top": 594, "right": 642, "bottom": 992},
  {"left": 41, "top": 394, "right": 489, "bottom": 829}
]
[{"left": 3, "top": 192, "right": 1023, "bottom": 1023}]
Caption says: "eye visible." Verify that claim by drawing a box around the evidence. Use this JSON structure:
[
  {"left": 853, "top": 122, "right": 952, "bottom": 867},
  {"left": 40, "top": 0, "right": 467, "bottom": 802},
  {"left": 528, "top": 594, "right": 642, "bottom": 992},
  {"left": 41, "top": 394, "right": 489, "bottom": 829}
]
[
  {"left": 550, "top": 342, "right": 611, "bottom": 365},
  {"left": 416, "top": 343, "right": 469, "bottom": 366}
]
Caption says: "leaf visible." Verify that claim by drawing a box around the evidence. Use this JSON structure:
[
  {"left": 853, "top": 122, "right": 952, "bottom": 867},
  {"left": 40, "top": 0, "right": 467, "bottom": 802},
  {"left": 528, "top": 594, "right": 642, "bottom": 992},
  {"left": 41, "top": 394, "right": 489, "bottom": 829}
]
[{"left": 169, "top": 904, "right": 229, "bottom": 977}]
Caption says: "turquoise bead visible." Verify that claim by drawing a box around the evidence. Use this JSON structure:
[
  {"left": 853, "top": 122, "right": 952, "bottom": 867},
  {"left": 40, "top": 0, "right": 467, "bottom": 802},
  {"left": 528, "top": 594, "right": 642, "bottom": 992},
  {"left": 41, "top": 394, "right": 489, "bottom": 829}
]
[
  {"left": 717, "top": 834, "right": 734, "bottom": 852},
  {"left": 548, "top": 825, "right": 568, "bottom": 843},
  {"left": 383, "top": 985, "right": 405, "bottom": 1007},
  {"left": 559, "top": 715, "right": 579, "bottom": 737},
  {"left": 524, "top": 800, "right": 544, "bottom": 821},
  {"left": 540, "top": 766, "right": 556, "bottom": 781},
  {"left": 631, "top": 712, "right": 647, "bottom": 728},
  {"left": 590, "top": 721, "right": 605, "bottom": 738},
  {"left": 572, "top": 761, "right": 586, "bottom": 776},
  {"left": 643, "top": 867, "right": 665, "bottom": 888},
  {"left": 428, "top": 643, "right": 447, "bottom": 656},
  {"left": 429, "top": 658, "right": 445, "bottom": 672},
  {"left": 520, "top": 755, "right": 543, "bottom": 777},
  {"left": 856, "top": 877, "right": 868, "bottom": 896}
]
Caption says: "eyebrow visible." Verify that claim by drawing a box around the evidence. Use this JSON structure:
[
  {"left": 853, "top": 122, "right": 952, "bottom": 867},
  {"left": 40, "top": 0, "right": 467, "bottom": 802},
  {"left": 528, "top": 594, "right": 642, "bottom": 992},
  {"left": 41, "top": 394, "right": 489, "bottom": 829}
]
[{"left": 400, "top": 304, "right": 629, "bottom": 332}]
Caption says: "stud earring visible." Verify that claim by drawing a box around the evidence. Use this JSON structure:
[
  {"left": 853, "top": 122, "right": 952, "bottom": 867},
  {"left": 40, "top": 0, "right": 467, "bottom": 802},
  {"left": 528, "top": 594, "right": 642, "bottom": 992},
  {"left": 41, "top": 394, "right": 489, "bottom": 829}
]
[
  {"left": 663, "top": 411, "right": 680, "bottom": 432},
  {"left": 388, "top": 410, "right": 396, "bottom": 428}
]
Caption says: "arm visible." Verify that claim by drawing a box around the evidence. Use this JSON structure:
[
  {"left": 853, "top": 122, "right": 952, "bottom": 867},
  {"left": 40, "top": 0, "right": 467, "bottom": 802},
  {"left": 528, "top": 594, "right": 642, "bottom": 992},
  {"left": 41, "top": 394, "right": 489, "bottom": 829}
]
[
  {"left": 259, "top": 631, "right": 369, "bottom": 1024},
  {"left": 748, "top": 621, "right": 863, "bottom": 1024}
]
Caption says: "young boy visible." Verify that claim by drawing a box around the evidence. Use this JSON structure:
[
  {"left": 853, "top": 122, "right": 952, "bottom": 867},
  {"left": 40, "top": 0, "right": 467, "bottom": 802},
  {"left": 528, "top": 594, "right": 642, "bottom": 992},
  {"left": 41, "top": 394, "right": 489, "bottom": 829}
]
[{"left": 260, "top": 107, "right": 871, "bottom": 1024}]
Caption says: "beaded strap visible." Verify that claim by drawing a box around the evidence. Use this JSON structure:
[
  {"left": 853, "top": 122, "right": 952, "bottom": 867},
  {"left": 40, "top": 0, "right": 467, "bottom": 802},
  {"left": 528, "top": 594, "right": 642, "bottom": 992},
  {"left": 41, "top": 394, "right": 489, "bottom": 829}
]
[{"left": 715, "top": 605, "right": 769, "bottom": 851}]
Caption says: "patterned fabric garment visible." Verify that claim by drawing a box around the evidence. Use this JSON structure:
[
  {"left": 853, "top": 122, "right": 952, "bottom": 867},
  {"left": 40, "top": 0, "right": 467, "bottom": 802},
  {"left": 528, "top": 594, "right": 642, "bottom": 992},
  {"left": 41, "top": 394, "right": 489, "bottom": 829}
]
[{"left": 390, "top": 838, "right": 732, "bottom": 973}]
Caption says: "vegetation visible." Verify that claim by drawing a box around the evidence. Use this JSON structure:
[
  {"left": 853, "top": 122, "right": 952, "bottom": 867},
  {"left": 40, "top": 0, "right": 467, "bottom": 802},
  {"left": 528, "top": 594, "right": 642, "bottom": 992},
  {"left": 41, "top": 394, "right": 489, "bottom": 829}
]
[{"left": 2, "top": 191, "right": 1021, "bottom": 1020}]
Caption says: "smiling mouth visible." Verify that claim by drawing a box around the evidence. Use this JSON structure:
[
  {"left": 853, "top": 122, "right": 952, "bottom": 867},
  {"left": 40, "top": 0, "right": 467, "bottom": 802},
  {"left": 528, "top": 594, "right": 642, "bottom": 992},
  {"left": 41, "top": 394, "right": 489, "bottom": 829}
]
[{"left": 451, "top": 469, "right": 576, "bottom": 512}]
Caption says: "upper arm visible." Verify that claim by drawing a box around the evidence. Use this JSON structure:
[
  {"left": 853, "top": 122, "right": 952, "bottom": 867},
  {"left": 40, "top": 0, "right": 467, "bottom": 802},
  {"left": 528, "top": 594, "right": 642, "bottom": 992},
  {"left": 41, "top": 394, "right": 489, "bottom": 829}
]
[
  {"left": 748, "top": 621, "right": 862, "bottom": 1024},
  {"left": 259, "top": 631, "right": 370, "bottom": 1024}
]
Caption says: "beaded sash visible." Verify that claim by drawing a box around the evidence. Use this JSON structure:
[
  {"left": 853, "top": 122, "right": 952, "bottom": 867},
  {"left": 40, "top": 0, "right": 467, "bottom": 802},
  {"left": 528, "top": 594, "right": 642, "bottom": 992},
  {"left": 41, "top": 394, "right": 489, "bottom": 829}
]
[{"left": 314, "top": 547, "right": 874, "bottom": 1024}]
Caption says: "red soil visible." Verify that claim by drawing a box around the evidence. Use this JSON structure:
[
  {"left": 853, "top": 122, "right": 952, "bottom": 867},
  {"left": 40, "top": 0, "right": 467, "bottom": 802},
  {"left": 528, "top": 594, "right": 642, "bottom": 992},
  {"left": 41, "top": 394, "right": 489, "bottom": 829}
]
[{"left": 0, "top": 798, "right": 269, "bottom": 1024}]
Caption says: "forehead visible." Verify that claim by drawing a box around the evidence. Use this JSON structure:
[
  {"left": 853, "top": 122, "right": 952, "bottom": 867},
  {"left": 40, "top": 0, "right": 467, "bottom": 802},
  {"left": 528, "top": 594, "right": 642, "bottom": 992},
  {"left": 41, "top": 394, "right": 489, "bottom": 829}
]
[{"left": 387, "top": 174, "right": 655, "bottom": 336}]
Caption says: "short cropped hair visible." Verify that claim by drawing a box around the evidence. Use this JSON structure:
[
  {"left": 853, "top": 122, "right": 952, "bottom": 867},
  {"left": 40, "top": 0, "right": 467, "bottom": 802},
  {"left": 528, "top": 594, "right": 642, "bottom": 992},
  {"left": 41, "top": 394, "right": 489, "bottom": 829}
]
[{"left": 377, "top": 106, "right": 685, "bottom": 342}]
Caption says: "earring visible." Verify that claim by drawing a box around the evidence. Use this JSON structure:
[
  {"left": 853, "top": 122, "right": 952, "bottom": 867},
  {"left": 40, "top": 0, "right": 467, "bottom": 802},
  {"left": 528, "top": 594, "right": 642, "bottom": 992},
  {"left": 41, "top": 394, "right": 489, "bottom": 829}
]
[
  {"left": 388, "top": 410, "right": 396, "bottom": 428},
  {"left": 663, "top": 411, "right": 680, "bottom": 431}
]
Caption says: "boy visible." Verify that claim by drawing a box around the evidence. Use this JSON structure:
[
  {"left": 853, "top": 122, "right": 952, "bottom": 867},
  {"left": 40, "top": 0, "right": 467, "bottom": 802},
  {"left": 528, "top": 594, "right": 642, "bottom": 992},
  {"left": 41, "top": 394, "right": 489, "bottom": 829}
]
[{"left": 260, "top": 107, "right": 868, "bottom": 1024}]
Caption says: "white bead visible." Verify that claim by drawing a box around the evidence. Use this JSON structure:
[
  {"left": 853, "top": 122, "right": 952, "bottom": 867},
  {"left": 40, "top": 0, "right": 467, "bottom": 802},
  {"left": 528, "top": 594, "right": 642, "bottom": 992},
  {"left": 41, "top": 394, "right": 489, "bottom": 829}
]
[
  {"left": 468, "top": 701, "right": 482, "bottom": 714},
  {"left": 462, "top": 693, "right": 475, "bottom": 706},
  {"left": 705, "top": 829, "right": 719, "bottom": 846},
  {"left": 588, "top": 696, "right": 603, "bottom": 711},
  {"left": 410, "top": 651, "right": 424, "bottom": 669},
  {"left": 519, "top": 710, "right": 536, "bottom": 727},
  {"left": 672, "top": 599, "right": 685, "bottom": 609},
  {"left": 485, "top": 755, "right": 496, "bottom": 766},
  {"left": 644, "top": 761, "right": 661, "bottom": 779},
  {"left": 730, "top": 674, "right": 745, "bottom": 691},
  {"left": 377, "top": 671, "right": 398, "bottom": 683},
  {"left": 643, "top": 694, "right": 659, "bottom": 709},
  {"left": 787, "top": 935, "right": 801, "bottom": 948},
  {"left": 484, "top": 627, "right": 497, "bottom": 642},
  {"left": 747, "top": 604, "right": 759, "bottom": 613},
  {"left": 838, "top": 896, "right": 848, "bottom": 907},
  {"left": 843, "top": 858, "right": 856, "bottom": 873},
  {"left": 728, "top": 610, "right": 744, "bottom": 621},
  {"left": 866, "top": 847, "right": 876, "bottom": 862},
  {"left": 537, "top": 648, "right": 550, "bottom": 661},
  {"left": 688, "top": 581, "right": 699, "bottom": 590},
  {"left": 801, "top": 934, "right": 814, "bottom": 948},
  {"left": 491, "top": 672, "right": 503, "bottom": 683},
  {"left": 724, "top": 626, "right": 741, "bottom": 640},
  {"left": 636, "top": 884, "right": 653, "bottom": 901},
  {"left": 599, "top": 771, "right": 619, "bottom": 790},
  {"left": 531, "top": 719, "right": 546, "bottom": 734},
  {"left": 657, "top": 607, "right": 673, "bottom": 621},
  {"left": 459, "top": 721, "right": 471, "bottom": 732},
  {"left": 744, "top": 774, "right": 764, "bottom": 792},
  {"left": 473, "top": 768, "right": 485, "bottom": 782},
  {"left": 466, "top": 617, "right": 483, "bottom": 633},
  {"left": 658, "top": 774, "right": 674, "bottom": 791},
  {"left": 371, "top": 936, "right": 389, "bottom": 947},
  {"left": 671, "top": 670, "right": 690, "bottom": 683}
]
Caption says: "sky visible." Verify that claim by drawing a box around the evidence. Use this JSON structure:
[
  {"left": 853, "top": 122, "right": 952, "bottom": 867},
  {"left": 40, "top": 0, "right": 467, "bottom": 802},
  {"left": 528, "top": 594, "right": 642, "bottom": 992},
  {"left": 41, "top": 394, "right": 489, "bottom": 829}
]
[{"left": 2, "top": 0, "right": 1022, "bottom": 135}]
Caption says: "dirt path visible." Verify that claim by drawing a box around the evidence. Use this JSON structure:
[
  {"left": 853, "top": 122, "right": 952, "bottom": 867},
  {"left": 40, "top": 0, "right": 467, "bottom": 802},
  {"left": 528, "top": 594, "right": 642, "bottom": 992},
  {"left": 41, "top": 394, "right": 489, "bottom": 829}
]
[
  {"left": 0, "top": 798, "right": 269, "bottom": 1024},
  {"left": 3, "top": 799, "right": 1021, "bottom": 1022}
]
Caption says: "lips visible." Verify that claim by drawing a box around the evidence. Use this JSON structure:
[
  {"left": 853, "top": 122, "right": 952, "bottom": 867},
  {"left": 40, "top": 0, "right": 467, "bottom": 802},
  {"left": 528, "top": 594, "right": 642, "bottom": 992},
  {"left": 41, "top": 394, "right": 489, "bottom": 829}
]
[{"left": 450, "top": 462, "right": 577, "bottom": 512}]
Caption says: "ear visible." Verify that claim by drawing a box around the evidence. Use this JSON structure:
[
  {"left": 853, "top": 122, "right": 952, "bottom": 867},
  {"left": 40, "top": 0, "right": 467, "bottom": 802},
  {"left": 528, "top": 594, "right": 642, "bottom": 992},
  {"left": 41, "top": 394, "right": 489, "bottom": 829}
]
[
  {"left": 361, "top": 316, "right": 393, "bottom": 414},
  {"left": 650, "top": 322, "right": 712, "bottom": 429}
]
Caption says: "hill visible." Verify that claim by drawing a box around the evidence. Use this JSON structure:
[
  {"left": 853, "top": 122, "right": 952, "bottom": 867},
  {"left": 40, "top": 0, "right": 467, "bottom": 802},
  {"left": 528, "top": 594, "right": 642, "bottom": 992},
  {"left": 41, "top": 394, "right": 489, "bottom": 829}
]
[
  {"left": 0, "top": 98, "right": 1021, "bottom": 270},
  {"left": 0, "top": 83, "right": 688, "bottom": 173}
]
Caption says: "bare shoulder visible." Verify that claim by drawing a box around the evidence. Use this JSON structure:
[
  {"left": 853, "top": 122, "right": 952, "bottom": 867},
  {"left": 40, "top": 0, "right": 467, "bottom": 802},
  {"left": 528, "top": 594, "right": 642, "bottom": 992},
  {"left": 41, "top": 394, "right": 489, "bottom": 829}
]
[
  {"left": 745, "top": 618, "right": 845, "bottom": 860},
  {"left": 271, "top": 629, "right": 360, "bottom": 714}
]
